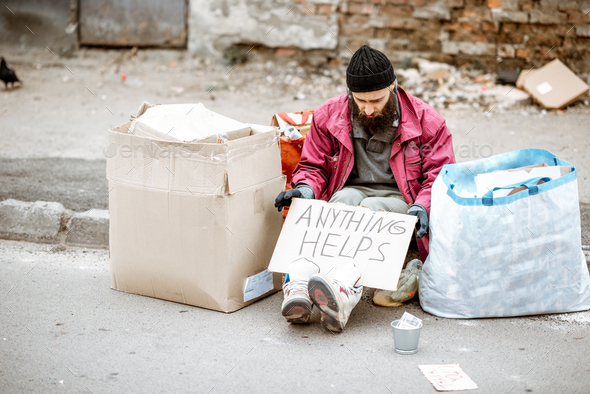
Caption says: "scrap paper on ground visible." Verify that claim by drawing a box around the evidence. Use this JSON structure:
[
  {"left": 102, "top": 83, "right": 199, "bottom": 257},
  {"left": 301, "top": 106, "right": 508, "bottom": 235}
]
[{"left": 419, "top": 364, "right": 478, "bottom": 391}]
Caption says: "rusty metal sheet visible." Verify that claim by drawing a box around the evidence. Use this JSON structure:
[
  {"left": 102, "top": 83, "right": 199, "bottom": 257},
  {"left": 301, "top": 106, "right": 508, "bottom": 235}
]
[{"left": 79, "top": 0, "right": 186, "bottom": 47}]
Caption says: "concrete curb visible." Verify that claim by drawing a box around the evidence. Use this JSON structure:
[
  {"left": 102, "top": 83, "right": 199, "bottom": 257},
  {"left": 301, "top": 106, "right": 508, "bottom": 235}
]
[{"left": 0, "top": 199, "right": 108, "bottom": 249}]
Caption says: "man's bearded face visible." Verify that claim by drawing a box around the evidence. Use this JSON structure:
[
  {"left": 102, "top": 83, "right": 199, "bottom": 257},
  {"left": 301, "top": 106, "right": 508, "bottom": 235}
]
[{"left": 349, "top": 86, "right": 399, "bottom": 135}]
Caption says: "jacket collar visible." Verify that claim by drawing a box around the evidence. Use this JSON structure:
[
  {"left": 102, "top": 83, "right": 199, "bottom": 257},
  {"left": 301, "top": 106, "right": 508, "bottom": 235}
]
[
  {"left": 326, "top": 95, "right": 354, "bottom": 152},
  {"left": 396, "top": 87, "right": 422, "bottom": 143},
  {"left": 328, "top": 88, "right": 423, "bottom": 149}
]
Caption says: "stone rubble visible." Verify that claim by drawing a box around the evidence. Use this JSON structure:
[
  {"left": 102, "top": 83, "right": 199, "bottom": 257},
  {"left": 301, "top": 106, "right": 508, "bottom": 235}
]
[
  {"left": 94, "top": 49, "right": 589, "bottom": 115},
  {"left": 182, "top": 56, "right": 589, "bottom": 114}
]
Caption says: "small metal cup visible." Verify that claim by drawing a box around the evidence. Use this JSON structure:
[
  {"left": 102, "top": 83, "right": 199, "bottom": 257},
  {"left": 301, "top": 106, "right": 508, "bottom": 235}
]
[{"left": 391, "top": 319, "right": 423, "bottom": 354}]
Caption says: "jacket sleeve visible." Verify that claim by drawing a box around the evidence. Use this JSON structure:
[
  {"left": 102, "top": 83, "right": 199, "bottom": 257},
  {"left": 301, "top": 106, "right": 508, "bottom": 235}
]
[
  {"left": 413, "top": 120, "right": 455, "bottom": 214},
  {"left": 291, "top": 112, "right": 335, "bottom": 200}
]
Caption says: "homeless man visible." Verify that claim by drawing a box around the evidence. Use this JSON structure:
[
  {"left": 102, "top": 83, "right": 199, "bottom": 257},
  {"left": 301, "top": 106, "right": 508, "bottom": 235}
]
[{"left": 274, "top": 45, "right": 456, "bottom": 332}]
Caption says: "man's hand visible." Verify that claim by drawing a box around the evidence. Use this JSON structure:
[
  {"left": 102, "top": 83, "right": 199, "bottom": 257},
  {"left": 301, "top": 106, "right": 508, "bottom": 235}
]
[
  {"left": 406, "top": 204, "right": 429, "bottom": 239},
  {"left": 274, "top": 189, "right": 302, "bottom": 212}
]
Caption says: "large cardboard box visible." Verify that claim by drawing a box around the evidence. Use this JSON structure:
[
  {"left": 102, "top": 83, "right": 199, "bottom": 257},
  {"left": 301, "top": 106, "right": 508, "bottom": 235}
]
[{"left": 106, "top": 120, "right": 285, "bottom": 312}]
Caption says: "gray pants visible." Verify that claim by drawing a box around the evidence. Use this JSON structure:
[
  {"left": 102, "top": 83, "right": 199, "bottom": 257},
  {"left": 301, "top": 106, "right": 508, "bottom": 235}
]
[{"left": 329, "top": 185, "right": 410, "bottom": 214}]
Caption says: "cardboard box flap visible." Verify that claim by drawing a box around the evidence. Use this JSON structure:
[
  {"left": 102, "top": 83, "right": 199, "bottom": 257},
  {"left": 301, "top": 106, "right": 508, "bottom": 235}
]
[
  {"left": 247, "top": 123, "right": 277, "bottom": 135},
  {"left": 128, "top": 120, "right": 182, "bottom": 143},
  {"left": 226, "top": 129, "right": 281, "bottom": 194},
  {"left": 516, "top": 69, "right": 537, "bottom": 90},
  {"left": 107, "top": 125, "right": 230, "bottom": 195},
  {"left": 134, "top": 101, "right": 159, "bottom": 117},
  {"left": 107, "top": 123, "right": 281, "bottom": 195}
]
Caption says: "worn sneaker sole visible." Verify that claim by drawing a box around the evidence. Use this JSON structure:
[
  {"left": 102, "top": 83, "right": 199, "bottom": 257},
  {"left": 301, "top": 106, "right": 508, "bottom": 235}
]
[
  {"left": 281, "top": 298, "right": 313, "bottom": 324},
  {"left": 308, "top": 275, "right": 344, "bottom": 332}
]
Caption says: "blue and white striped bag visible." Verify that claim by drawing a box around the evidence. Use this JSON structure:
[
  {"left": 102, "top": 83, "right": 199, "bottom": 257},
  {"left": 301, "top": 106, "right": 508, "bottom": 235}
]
[{"left": 420, "top": 148, "right": 590, "bottom": 318}]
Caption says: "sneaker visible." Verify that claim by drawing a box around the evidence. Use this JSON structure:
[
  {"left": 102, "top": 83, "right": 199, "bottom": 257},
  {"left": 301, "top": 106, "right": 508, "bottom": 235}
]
[
  {"left": 281, "top": 258, "right": 320, "bottom": 324},
  {"left": 308, "top": 265, "right": 363, "bottom": 332}
]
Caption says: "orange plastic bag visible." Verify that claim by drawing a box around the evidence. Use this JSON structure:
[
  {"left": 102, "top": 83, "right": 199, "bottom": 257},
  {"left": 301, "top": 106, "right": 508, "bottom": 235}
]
[{"left": 271, "top": 111, "right": 313, "bottom": 222}]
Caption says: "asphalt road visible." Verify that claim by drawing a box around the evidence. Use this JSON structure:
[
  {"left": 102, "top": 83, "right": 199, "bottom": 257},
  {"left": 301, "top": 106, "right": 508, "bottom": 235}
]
[{"left": 1, "top": 239, "right": 590, "bottom": 393}]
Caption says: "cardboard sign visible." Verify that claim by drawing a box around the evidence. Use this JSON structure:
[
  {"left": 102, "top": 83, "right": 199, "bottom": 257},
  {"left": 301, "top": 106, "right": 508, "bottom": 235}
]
[
  {"left": 419, "top": 364, "right": 478, "bottom": 391},
  {"left": 268, "top": 199, "right": 417, "bottom": 291}
]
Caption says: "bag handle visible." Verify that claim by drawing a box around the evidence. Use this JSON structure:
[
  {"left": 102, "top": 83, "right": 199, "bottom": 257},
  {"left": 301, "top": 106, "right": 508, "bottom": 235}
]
[
  {"left": 482, "top": 177, "right": 551, "bottom": 206},
  {"left": 277, "top": 111, "right": 310, "bottom": 127}
]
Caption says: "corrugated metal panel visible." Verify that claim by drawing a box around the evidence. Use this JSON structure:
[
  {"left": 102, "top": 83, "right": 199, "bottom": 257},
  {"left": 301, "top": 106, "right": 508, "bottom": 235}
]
[{"left": 79, "top": 0, "right": 186, "bottom": 47}]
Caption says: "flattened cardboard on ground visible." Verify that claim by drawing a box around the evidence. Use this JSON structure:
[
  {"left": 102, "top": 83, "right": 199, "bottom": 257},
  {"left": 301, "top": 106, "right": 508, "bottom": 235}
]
[
  {"left": 268, "top": 199, "right": 417, "bottom": 291},
  {"left": 107, "top": 120, "right": 285, "bottom": 313},
  {"left": 516, "top": 68, "right": 537, "bottom": 90},
  {"left": 520, "top": 59, "right": 589, "bottom": 109}
]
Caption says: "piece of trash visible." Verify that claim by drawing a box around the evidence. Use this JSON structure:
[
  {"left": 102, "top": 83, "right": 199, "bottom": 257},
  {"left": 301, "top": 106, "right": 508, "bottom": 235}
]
[
  {"left": 397, "top": 312, "right": 422, "bottom": 329},
  {"left": 96, "top": 81, "right": 103, "bottom": 88},
  {"left": 283, "top": 125, "right": 303, "bottom": 141},
  {"left": 120, "top": 73, "right": 127, "bottom": 82},
  {"left": 65, "top": 22, "right": 78, "bottom": 35},
  {"left": 169, "top": 61, "right": 177, "bottom": 68},
  {"left": 243, "top": 269, "right": 274, "bottom": 302},
  {"left": 419, "top": 364, "right": 478, "bottom": 391},
  {"left": 62, "top": 76, "right": 69, "bottom": 83},
  {"left": 170, "top": 86, "right": 184, "bottom": 94},
  {"left": 294, "top": 92, "right": 306, "bottom": 100},
  {"left": 374, "top": 259, "right": 422, "bottom": 307}
]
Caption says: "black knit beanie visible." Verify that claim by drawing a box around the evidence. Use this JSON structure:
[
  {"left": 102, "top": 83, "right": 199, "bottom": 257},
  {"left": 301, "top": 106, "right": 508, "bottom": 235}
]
[{"left": 346, "top": 45, "right": 396, "bottom": 93}]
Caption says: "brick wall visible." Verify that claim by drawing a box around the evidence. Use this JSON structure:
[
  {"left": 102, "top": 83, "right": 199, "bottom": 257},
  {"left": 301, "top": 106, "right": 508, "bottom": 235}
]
[{"left": 303, "top": 0, "right": 590, "bottom": 74}]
